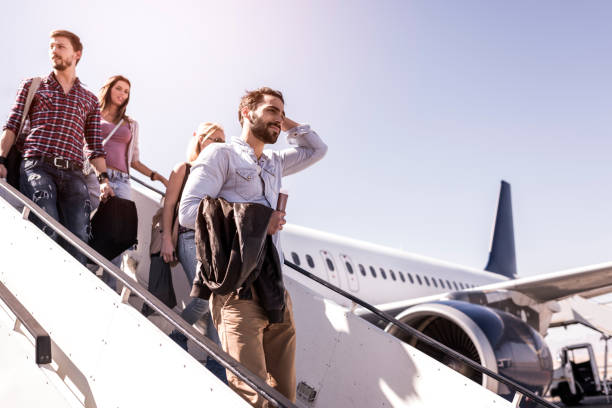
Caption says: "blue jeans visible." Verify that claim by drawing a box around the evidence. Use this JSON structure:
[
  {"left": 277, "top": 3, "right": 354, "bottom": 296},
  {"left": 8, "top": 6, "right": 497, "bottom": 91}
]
[
  {"left": 107, "top": 168, "right": 132, "bottom": 200},
  {"left": 102, "top": 169, "right": 133, "bottom": 291},
  {"left": 20, "top": 158, "right": 91, "bottom": 265},
  {"left": 170, "top": 230, "right": 226, "bottom": 382},
  {"left": 176, "top": 231, "right": 218, "bottom": 337}
]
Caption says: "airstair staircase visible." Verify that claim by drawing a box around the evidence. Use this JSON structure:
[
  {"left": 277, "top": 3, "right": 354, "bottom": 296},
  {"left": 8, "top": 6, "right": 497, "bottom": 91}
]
[{"left": 0, "top": 179, "right": 551, "bottom": 407}]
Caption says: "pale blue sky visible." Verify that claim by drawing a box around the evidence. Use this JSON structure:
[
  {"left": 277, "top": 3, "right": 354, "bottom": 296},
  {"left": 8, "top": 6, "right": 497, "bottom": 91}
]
[{"left": 2, "top": 1, "right": 612, "bottom": 277}]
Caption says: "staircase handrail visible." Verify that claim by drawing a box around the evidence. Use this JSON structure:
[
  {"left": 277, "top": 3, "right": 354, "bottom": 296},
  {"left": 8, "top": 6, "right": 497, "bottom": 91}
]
[
  {"left": 284, "top": 260, "right": 558, "bottom": 408},
  {"left": 128, "top": 176, "right": 558, "bottom": 407},
  {"left": 0, "top": 179, "right": 295, "bottom": 408}
]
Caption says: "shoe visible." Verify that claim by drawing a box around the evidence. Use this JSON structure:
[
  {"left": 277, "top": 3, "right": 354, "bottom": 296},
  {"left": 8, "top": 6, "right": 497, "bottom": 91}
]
[
  {"left": 206, "top": 356, "right": 228, "bottom": 384},
  {"left": 169, "top": 330, "right": 188, "bottom": 351}
]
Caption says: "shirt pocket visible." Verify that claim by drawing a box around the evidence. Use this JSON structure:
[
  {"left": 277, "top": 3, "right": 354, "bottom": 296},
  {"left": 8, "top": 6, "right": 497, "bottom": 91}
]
[
  {"left": 34, "top": 91, "right": 55, "bottom": 112},
  {"left": 73, "top": 101, "right": 87, "bottom": 120},
  {"left": 234, "top": 168, "right": 260, "bottom": 201}
]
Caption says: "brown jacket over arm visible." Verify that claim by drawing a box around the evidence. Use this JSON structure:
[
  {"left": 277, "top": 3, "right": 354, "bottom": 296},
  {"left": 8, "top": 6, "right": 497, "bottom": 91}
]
[{"left": 192, "top": 197, "right": 287, "bottom": 322}]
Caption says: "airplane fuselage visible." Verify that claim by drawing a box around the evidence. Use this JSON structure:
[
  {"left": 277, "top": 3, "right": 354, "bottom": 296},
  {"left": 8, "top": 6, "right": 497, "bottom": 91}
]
[{"left": 281, "top": 224, "right": 509, "bottom": 306}]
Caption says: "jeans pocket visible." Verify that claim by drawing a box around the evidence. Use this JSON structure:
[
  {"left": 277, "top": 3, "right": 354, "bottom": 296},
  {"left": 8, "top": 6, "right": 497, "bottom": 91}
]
[{"left": 22, "top": 158, "right": 39, "bottom": 171}]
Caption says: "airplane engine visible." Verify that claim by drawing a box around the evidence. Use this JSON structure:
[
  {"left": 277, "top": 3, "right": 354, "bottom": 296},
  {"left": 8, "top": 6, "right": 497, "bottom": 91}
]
[{"left": 386, "top": 300, "right": 553, "bottom": 399}]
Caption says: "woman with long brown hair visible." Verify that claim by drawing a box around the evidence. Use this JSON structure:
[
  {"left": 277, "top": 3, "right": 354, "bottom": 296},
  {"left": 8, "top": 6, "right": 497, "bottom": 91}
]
[
  {"left": 95, "top": 75, "right": 168, "bottom": 288},
  {"left": 97, "top": 75, "right": 168, "bottom": 201}
]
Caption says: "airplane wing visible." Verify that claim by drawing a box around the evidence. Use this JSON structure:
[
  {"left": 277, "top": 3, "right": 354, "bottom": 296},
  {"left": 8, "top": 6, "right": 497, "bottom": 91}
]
[
  {"left": 367, "top": 261, "right": 612, "bottom": 317},
  {"left": 473, "top": 261, "right": 612, "bottom": 302}
]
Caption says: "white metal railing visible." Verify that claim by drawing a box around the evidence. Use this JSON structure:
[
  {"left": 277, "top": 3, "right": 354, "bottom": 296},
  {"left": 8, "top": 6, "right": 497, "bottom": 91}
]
[{"left": 0, "top": 178, "right": 295, "bottom": 408}]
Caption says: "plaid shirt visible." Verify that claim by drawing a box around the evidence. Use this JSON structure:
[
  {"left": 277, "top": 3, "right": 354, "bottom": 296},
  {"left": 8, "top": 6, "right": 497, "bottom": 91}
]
[{"left": 3, "top": 72, "right": 105, "bottom": 165}]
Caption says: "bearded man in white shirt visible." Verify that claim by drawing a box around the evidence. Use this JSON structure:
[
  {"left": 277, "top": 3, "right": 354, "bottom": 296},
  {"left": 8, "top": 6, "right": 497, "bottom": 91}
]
[{"left": 179, "top": 87, "right": 327, "bottom": 407}]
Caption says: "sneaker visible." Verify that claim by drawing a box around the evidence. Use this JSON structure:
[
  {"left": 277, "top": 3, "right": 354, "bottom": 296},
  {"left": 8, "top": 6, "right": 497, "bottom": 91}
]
[
  {"left": 169, "top": 330, "right": 188, "bottom": 351},
  {"left": 206, "top": 356, "right": 228, "bottom": 384}
]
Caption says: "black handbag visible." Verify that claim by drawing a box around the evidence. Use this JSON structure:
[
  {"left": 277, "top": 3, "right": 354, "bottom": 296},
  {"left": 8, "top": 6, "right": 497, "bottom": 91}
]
[
  {"left": 90, "top": 196, "right": 138, "bottom": 261},
  {"left": 141, "top": 254, "right": 177, "bottom": 316},
  {"left": 6, "top": 146, "right": 22, "bottom": 189}
]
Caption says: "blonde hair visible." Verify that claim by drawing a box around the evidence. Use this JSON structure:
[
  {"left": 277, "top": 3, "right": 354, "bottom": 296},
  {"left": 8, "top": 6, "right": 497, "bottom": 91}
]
[{"left": 187, "top": 122, "right": 223, "bottom": 161}]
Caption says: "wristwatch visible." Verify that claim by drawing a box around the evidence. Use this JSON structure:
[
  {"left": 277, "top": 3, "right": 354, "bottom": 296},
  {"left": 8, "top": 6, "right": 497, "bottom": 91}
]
[
  {"left": 0, "top": 156, "right": 7, "bottom": 166},
  {"left": 97, "top": 171, "right": 109, "bottom": 183}
]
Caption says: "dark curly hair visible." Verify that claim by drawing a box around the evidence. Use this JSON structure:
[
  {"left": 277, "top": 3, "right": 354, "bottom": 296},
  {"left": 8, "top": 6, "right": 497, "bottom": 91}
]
[{"left": 238, "top": 87, "right": 284, "bottom": 126}]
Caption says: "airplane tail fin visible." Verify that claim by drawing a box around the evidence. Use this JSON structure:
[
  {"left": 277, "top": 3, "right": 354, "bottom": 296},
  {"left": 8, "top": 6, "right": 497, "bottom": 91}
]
[{"left": 484, "top": 180, "right": 517, "bottom": 279}]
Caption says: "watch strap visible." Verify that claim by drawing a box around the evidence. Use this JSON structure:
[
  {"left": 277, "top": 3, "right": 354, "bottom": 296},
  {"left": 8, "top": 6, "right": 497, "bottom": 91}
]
[{"left": 97, "top": 171, "right": 109, "bottom": 183}]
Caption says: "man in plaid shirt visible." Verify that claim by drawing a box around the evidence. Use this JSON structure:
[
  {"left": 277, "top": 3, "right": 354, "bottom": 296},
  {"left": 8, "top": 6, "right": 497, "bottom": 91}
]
[{"left": 0, "top": 30, "right": 114, "bottom": 264}]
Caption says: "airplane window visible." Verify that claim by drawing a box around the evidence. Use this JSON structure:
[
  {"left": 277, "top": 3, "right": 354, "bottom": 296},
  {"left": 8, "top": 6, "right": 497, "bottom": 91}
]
[
  {"left": 326, "top": 258, "right": 335, "bottom": 271},
  {"left": 369, "top": 266, "right": 377, "bottom": 278},
  {"left": 453, "top": 281, "right": 459, "bottom": 290},
  {"left": 379, "top": 268, "right": 387, "bottom": 280},
  {"left": 291, "top": 252, "right": 301, "bottom": 266},
  {"left": 459, "top": 282, "right": 465, "bottom": 289},
  {"left": 416, "top": 275, "right": 422, "bottom": 285},
  {"left": 359, "top": 264, "right": 366, "bottom": 276},
  {"left": 439, "top": 279, "right": 445, "bottom": 288},
  {"left": 407, "top": 273, "right": 414, "bottom": 284},
  {"left": 423, "top": 276, "right": 430, "bottom": 286},
  {"left": 398, "top": 271, "right": 405, "bottom": 282},
  {"left": 345, "top": 262, "right": 354, "bottom": 274},
  {"left": 431, "top": 278, "right": 438, "bottom": 288},
  {"left": 306, "top": 254, "right": 315, "bottom": 268},
  {"left": 389, "top": 269, "right": 396, "bottom": 281},
  {"left": 446, "top": 280, "right": 451, "bottom": 289}
]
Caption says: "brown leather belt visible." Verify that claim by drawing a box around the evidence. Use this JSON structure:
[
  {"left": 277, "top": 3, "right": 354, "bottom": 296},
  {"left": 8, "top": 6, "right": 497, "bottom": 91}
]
[
  {"left": 32, "top": 156, "right": 83, "bottom": 171},
  {"left": 178, "top": 226, "right": 194, "bottom": 234}
]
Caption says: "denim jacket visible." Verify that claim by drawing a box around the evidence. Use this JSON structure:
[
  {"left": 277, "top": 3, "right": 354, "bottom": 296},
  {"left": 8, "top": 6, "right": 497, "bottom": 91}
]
[{"left": 179, "top": 125, "right": 327, "bottom": 262}]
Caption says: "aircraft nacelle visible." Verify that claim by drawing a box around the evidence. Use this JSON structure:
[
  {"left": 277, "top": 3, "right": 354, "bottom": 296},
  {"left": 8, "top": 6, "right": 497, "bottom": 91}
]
[
  {"left": 445, "top": 290, "right": 559, "bottom": 336},
  {"left": 385, "top": 300, "right": 553, "bottom": 401}
]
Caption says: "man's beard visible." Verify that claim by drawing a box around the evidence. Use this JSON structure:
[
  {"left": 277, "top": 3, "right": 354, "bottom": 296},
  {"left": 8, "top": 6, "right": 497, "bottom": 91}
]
[
  {"left": 52, "top": 57, "right": 70, "bottom": 71},
  {"left": 250, "top": 114, "right": 280, "bottom": 144}
]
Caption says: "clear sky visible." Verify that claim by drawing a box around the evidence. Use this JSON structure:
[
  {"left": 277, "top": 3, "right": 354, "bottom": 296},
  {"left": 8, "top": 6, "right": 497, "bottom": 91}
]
[{"left": 2, "top": 0, "right": 612, "bottom": 278}]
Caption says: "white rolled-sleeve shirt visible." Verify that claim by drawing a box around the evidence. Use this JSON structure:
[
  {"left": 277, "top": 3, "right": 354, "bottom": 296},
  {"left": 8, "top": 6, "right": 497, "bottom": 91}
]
[{"left": 179, "top": 125, "right": 328, "bottom": 262}]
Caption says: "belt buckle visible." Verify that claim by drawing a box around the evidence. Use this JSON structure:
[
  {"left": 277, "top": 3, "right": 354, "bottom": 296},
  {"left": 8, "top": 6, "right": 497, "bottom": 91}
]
[{"left": 53, "top": 157, "right": 69, "bottom": 169}]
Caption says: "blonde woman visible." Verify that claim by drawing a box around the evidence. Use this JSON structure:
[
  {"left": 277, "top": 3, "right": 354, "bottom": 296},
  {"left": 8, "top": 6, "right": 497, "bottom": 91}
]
[{"left": 160, "top": 122, "right": 226, "bottom": 382}]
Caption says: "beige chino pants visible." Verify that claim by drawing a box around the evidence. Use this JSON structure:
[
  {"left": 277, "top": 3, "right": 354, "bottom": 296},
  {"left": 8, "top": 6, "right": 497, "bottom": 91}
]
[{"left": 211, "top": 288, "right": 296, "bottom": 408}]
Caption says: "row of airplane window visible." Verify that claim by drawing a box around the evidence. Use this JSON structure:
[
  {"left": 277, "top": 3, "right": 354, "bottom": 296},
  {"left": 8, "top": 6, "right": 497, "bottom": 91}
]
[{"left": 288, "top": 251, "right": 477, "bottom": 291}]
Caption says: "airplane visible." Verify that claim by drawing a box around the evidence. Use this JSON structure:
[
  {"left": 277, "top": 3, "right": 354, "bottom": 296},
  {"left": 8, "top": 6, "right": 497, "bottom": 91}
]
[
  {"left": 278, "top": 180, "right": 612, "bottom": 400},
  {"left": 3, "top": 172, "right": 609, "bottom": 406},
  {"left": 1, "top": 177, "right": 562, "bottom": 408}
]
